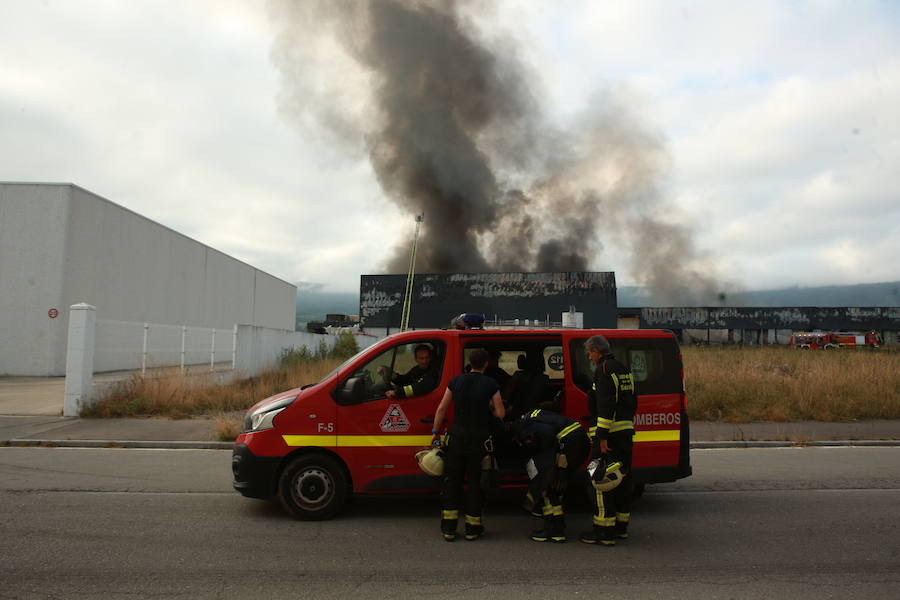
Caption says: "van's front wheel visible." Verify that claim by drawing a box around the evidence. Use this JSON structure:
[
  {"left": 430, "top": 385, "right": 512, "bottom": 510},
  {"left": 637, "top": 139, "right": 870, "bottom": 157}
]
[{"left": 278, "top": 454, "right": 348, "bottom": 520}]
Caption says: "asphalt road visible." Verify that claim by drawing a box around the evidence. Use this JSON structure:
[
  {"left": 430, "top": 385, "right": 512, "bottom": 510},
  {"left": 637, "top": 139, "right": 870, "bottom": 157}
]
[{"left": 1, "top": 447, "right": 898, "bottom": 599}]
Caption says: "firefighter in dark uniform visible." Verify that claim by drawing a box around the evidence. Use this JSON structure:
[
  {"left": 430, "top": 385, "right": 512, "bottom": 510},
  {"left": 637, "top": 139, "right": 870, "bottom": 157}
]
[
  {"left": 384, "top": 344, "right": 439, "bottom": 399},
  {"left": 430, "top": 348, "right": 505, "bottom": 541},
  {"left": 579, "top": 334, "right": 637, "bottom": 546},
  {"left": 516, "top": 406, "right": 590, "bottom": 543}
]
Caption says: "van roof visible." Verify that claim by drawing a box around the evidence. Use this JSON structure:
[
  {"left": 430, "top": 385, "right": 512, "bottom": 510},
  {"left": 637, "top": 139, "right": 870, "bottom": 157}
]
[{"left": 374, "top": 328, "right": 678, "bottom": 341}]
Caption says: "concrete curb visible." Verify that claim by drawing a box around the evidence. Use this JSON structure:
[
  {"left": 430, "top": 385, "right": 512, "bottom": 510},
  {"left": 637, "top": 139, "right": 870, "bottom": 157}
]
[{"left": 3, "top": 439, "right": 233, "bottom": 450}]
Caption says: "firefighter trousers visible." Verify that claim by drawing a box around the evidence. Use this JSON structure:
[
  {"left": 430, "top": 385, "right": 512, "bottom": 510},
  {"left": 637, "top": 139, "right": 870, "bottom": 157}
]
[
  {"left": 532, "top": 430, "right": 591, "bottom": 537},
  {"left": 593, "top": 431, "right": 634, "bottom": 532},
  {"left": 441, "top": 437, "right": 488, "bottom": 532}
]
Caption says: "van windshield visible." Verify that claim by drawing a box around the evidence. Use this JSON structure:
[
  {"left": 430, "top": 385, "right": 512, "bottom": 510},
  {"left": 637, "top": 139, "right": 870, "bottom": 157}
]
[{"left": 315, "top": 344, "right": 373, "bottom": 386}]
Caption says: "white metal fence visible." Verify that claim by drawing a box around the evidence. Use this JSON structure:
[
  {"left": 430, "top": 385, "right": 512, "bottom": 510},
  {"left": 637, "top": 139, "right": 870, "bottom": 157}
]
[
  {"left": 64, "top": 304, "right": 380, "bottom": 415},
  {"left": 94, "top": 318, "right": 237, "bottom": 374}
]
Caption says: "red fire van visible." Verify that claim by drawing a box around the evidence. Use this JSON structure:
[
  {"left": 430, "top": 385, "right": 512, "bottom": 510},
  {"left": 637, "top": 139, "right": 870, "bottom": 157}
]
[{"left": 232, "top": 327, "right": 691, "bottom": 519}]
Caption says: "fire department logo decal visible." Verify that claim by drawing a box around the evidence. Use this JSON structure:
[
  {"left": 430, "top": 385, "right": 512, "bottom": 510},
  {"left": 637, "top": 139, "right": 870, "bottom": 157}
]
[{"left": 380, "top": 404, "right": 411, "bottom": 432}]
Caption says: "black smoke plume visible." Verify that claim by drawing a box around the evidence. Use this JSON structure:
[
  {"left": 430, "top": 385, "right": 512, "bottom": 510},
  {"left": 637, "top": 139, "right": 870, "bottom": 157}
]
[{"left": 269, "top": 0, "right": 727, "bottom": 304}]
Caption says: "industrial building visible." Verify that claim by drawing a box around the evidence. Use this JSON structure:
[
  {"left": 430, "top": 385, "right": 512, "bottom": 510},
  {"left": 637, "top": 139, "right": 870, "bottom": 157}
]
[
  {"left": 359, "top": 271, "right": 898, "bottom": 345},
  {"left": 0, "top": 183, "right": 296, "bottom": 376},
  {"left": 623, "top": 306, "right": 900, "bottom": 346},
  {"left": 360, "top": 272, "right": 618, "bottom": 335}
]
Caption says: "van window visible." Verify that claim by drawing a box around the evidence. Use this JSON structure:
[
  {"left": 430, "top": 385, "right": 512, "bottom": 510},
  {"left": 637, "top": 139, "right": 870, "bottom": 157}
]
[
  {"left": 462, "top": 339, "right": 563, "bottom": 419},
  {"left": 543, "top": 346, "right": 564, "bottom": 381},
  {"left": 569, "top": 337, "right": 681, "bottom": 396},
  {"left": 336, "top": 340, "right": 445, "bottom": 405}
]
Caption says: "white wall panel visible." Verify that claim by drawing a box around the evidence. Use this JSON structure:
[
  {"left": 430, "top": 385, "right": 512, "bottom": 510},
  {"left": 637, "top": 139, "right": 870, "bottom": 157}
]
[
  {"left": 253, "top": 270, "right": 297, "bottom": 330},
  {"left": 0, "top": 183, "right": 296, "bottom": 375},
  {"left": 0, "top": 184, "right": 69, "bottom": 375}
]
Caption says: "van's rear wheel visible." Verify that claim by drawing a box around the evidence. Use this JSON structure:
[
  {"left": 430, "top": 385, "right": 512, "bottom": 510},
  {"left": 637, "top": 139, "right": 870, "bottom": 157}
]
[{"left": 278, "top": 454, "right": 348, "bottom": 520}]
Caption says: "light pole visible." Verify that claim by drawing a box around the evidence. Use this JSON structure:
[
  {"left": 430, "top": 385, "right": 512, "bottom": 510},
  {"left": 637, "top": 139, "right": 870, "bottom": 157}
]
[{"left": 400, "top": 214, "right": 423, "bottom": 332}]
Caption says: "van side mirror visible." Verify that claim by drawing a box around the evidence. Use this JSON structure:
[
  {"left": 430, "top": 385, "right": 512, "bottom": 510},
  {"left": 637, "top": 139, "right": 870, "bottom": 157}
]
[{"left": 339, "top": 376, "right": 366, "bottom": 404}]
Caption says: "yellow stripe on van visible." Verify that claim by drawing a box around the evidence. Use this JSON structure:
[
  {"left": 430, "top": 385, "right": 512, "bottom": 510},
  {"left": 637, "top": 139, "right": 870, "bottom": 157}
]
[
  {"left": 282, "top": 434, "right": 433, "bottom": 448},
  {"left": 282, "top": 435, "right": 338, "bottom": 447},
  {"left": 283, "top": 431, "right": 680, "bottom": 448},
  {"left": 337, "top": 435, "right": 433, "bottom": 447},
  {"left": 633, "top": 429, "right": 680, "bottom": 443}
]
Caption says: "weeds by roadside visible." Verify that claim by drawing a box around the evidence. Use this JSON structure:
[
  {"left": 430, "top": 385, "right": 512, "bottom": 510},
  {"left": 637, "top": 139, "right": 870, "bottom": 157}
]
[
  {"left": 213, "top": 411, "right": 244, "bottom": 442},
  {"left": 82, "top": 333, "right": 358, "bottom": 422},
  {"left": 81, "top": 357, "right": 342, "bottom": 420},
  {"left": 83, "top": 341, "right": 900, "bottom": 442},
  {"left": 683, "top": 346, "right": 900, "bottom": 422}
]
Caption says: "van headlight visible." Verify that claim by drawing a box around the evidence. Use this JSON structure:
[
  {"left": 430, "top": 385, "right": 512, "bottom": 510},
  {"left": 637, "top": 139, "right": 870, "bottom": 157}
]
[{"left": 243, "top": 395, "right": 297, "bottom": 433}]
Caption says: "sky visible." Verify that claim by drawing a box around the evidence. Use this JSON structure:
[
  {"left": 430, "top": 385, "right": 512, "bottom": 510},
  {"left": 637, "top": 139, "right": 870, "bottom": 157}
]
[{"left": 1, "top": 0, "right": 898, "bottom": 294}]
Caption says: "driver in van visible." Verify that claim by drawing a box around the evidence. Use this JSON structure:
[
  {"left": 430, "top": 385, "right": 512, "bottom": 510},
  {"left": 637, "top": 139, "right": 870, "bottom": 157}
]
[{"left": 383, "top": 344, "right": 439, "bottom": 399}]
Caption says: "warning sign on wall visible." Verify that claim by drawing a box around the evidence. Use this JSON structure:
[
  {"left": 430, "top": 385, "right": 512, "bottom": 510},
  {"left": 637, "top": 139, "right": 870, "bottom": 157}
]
[{"left": 380, "top": 404, "right": 411, "bottom": 433}]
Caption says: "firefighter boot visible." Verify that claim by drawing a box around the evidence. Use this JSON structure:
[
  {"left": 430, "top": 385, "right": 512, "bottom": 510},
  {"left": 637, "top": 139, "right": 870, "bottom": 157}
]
[
  {"left": 550, "top": 515, "right": 567, "bottom": 543},
  {"left": 599, "top": 525, "right": 616, "bottom": 546},
  {"left": 530, "top": 515, "right": 553, "bottom": 542},
  {"left": 579, "top": 525, "right": 616, "bottom": 546},
  {"left": 615, "top": 513, "right": 630, "bottom": 539},
  {"left": 441, "top": 510, "right": 458, "bottom": 542},
  {"left": 464, "top": 515, "right": 484, "bottom": 541}
]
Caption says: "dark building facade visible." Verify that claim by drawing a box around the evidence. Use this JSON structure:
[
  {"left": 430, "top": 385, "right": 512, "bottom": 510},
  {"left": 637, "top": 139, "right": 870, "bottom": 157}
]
[
  {"left": 637, "top": 306, "right": 899, "bottom": 331},
  {"left": 360, "top": 272, "right": 618, "bottom": 331}
]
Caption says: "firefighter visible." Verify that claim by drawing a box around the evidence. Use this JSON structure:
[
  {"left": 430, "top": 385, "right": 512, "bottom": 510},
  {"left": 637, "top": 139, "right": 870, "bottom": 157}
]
[
  {"left": 384, "top": 344, "right": 439, "bottom": 399},
  {"left": 579, "top": 334, "right": 637, "bottom": 546},
  {"left": 430, "top": 348, "right": 505, "bottom": 541},
  {"left": 516, "top": 405, "right": 590, "bottom": 543}
]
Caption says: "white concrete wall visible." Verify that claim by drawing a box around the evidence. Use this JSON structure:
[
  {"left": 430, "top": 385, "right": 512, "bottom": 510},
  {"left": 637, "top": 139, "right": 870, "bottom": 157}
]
[
  {"left": 0, "top": 184, "right": 70, "bottom": 375},
  {"left": 236, "top": 326, "right": 327, "bottom": 375},
  {"left": 0, "top": 183, "right": 297, "bottom": 376},
  {"left": 234, "top": 326, "right": 377, "bottom": 376}
]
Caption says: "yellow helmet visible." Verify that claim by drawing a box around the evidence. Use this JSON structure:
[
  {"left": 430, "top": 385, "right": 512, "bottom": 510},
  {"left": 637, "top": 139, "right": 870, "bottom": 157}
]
[
  {"left": 415, "top": 447, "right": 445, "bottom": 477},
  {"left": 588, "top": 458, "right": 625, "bottom": 492}
]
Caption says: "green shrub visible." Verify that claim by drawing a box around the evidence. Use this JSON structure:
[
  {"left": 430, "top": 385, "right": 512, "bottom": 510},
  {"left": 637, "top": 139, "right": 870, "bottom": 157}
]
[
  {"left": 279, "top": 346, "right": 314, "bottom": 367},
  {"left": 331, "top": 331, "right": 359, "bottom": 359}
]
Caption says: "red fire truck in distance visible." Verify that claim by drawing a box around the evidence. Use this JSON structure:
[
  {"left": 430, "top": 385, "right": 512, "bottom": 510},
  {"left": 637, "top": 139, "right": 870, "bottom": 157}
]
[
  {"left": 232, "top": 326, "right": 692, "bottom": 520},
  {"left": 789, "top": 331, "right": 881, "bottom": 350}
]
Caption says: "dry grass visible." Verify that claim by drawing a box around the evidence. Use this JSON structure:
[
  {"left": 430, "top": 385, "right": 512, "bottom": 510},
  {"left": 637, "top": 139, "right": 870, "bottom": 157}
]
[
  {"left": 684, "top": 346, "right": 900, "bottom": 422},
  {"left": 84, "top": 346, "right": 900, "bottom": 429},
  {"left": 82, "top": 358, "right": 343, "bottom": 420},
  {"left": 213, "top": 412, "right": 245, "bottom": 442}
]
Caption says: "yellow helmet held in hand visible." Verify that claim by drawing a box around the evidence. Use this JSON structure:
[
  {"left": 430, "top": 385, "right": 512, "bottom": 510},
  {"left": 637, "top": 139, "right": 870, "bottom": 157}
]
[
  {"left": 588, "top": 458, "right": 625, "bottom": 492},
  {"left": 416, "top": 447, "right": 445, "bottom": 477}
]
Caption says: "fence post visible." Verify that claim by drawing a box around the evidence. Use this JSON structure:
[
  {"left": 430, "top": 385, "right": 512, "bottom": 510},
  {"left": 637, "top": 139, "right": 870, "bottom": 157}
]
[
  {"left": 210, "top": 328, "right": 216, "bottom": 371},
  {"left": 64, "top": 303, "right": 96, "bottom": 416},
  {"left": 181, "top": 325, "right": 187, "bottom": 374},
  {"left": 141, "top": 323, "right": 149, "bottom": 375}
]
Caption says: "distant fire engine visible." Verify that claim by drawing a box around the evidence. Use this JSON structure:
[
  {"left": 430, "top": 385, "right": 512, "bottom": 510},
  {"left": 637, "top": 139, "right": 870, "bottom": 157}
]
[{"left": 789, "top": 331, "right": 881, "bottom": 350}]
